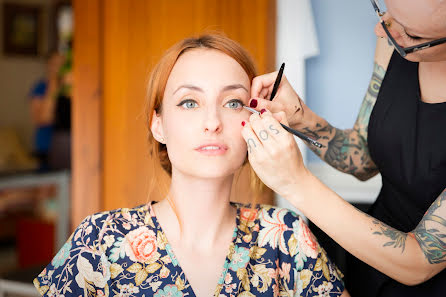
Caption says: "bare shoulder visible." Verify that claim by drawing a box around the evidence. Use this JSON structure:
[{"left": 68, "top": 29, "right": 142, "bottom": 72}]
[{"left": 374, "top": 37, "right": 394, "bottom": 70}]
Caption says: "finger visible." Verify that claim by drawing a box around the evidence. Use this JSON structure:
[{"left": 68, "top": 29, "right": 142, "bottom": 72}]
[
  {"left": 271, "top": 111, "right": 288, "bottom": 124},
  {"left": 251, "top": 71, "right": 279, "bottom": 99},
  {"left": 260, "top": 88, "right": 269, "bottom": 99},
  {"left": 260, "top": 110, "right": 287, "bottom": 141},
  {"left": 261, "top": 110, "right": 301, "bottom": 157},
  {"left": 276, "top": 111, "right": 290, "bottom": 126},
  {"left": 241, "top": 121, "right": 267, "bottom": 160},
  {"left": 248, "top": 98, "right": 285, "bottom": 114},
  {"left": 257, "top": 111, "right": 291, "bottom": 159},
  {"left": 248, "top": 112, "right": 270, "bottom": 145}
]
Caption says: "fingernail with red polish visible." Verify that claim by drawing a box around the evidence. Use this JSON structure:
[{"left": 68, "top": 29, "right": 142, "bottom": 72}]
[
  {"left": 249, "top": 99, "right": 258, "bottom": 108},
  {"left": 261, "top": 109, "right": 266, "bottom": 114},
  {"left": 241, "top": 121, "right": 246, "bottom": 127}
]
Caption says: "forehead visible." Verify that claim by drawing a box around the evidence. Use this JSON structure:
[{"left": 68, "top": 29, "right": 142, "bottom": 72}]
[
  {"left": 166, "top": 49, "right": 250, "bottom": 90},
  {"left": 385, "top": 0, "right": 446, "bottom": 36}
]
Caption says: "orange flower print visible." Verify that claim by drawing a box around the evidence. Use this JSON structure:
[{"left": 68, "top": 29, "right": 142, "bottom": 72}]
[
  {"left": 124, "top": 226, "right": 158, "bottom": 262},
  {"left": 294, "top": 218, "right": 318, "bottom": 259},
  {"left": 258, "top": 208, "right": 291, "bottom": 254},
  {"left": 279, "top": 262, "right": 291, "bottom": 282},
  {"left": 240, "top": 208, "right": 258, "bottom": 223}
]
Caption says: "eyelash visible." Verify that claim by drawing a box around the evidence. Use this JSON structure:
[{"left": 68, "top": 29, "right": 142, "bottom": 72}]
[
  {"left": 177, "top": 99, "right": 197, "bottom": 109},
  {"left": 176, "top": 98, "right": 244, "bottom": 110},
  {"left": 404, "top": 31, "right": 422, "bottom": 41},
  {"left": 224, "top": 99, "right": 244, "bottom": 109}
]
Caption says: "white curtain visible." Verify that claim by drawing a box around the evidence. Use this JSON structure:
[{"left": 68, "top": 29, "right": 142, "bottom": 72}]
[{"left": 275, "top": 0, "right": 319, "bottom": 210}]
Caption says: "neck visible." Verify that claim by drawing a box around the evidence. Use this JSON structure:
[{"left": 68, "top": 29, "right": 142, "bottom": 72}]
[
  {"left": 420, "top": 59, "right": 446, "bottom": 71},
  {"left": 419, "top": 60, "right": 446, "bottom": 103},
  {"left": 163, "top": 170, "right": 237, "bottom": 249}
]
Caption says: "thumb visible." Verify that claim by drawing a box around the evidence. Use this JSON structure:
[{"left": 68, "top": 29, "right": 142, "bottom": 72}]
[{"left": 272, "top": 111, "right": 289, "bottom": 126}]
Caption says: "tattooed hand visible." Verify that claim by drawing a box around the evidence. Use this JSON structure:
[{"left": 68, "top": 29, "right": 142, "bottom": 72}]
[
  {"left": 250, "top": 73, "right": 312, "bottom": 129},
  {"left": 241, "top": 109, "right": 310, "bottom": 199}
]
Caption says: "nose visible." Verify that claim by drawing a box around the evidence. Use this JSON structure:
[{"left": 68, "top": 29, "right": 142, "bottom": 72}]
[
  {"left": 374, "top": 14, "right": 403, "bottom": 41},
  {"left": 204, "top": 107, "right": 222, "bottom": 134},
  {"left": 374, "top": 22, "right": 387, "bottom": 38}
]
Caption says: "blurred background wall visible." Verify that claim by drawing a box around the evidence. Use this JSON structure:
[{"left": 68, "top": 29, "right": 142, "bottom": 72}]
[
  {"left": 306, "top": 0, "right": 377, "bottom": 161},
  {"left": 0, "top": 0, "right": 52, "bottom": 150}
]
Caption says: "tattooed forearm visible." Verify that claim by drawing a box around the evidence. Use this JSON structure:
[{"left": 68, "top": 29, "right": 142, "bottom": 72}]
[
  {"left": 412, "top": 189, "right": 446, "bottom": 264},
  {"left": 302, "top": 121, "right": 376, "bottom": 179},
  {"left": 367, "top": 189, "right": 446, "bottom": 263},
  {"left": 371, "top": 217, "right": 408, "bottom": 253},
  {"left": 297, "top": 62, "right": 386, "bottom": 180}
]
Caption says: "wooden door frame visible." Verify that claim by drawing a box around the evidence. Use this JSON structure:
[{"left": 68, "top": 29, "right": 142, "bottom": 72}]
[{"left": 72, "top": 0, "right": 102, "bottom": 228}]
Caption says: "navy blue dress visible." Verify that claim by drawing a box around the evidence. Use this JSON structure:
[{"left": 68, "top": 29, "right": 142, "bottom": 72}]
[{"left": 34, "top": 202, "right": 345, "bottom": 296}]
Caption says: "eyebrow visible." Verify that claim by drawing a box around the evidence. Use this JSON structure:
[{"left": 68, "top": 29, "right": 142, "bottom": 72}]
[{"left": 173, "top": 84, "right": 248, "bottom": 95}]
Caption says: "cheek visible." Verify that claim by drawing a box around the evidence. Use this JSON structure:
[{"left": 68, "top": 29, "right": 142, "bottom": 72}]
[
  {"left": 163, "top": 113, "right": 196, "bottom": 148},
  {"left": 223, "top": 113, "right": 248, "bottom": 151}
]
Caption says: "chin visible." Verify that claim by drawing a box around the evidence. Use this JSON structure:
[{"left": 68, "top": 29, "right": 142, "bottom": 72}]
[
  {"left": 405, "top": 49, "right": 446, "bottom": 62},
  {"left": 172, "top": 159, "right": 245, "bottom": 180}
]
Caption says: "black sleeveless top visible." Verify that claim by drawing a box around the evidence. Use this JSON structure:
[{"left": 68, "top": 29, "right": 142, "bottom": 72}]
[{"left": 347, "top": 52, "right": 446, "bottom": 297}]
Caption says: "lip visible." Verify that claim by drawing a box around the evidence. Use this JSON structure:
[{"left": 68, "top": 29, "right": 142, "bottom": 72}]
[{"left": 195, "top": 143, "right": 228, "bottom": 156}]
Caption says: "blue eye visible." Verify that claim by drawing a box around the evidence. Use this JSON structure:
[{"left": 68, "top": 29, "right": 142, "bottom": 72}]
[
  {"left": 177, "top": 99, "right": 198, "bottom": 109},
  {"left": 225, "top": 99, "right": 243, "bottom": 110}
]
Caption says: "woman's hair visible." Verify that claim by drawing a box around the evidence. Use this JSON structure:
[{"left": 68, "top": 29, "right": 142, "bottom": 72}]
[{"left": 146, "top": 33, "right": 265, "bottom": 207}]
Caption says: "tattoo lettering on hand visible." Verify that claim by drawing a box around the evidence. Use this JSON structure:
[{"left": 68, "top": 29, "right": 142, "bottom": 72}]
[
  {"left": 247, "top": 138, "right": 256, "bottom": 153},
  {"left": 259, "top": 130, "right": 269, "bottom": 141},
  {"left": 412, "top": 189, "right": 446, "bottom": 264},
  {"left": 269, "top": 124, "right": 279, "bottom": 135}
]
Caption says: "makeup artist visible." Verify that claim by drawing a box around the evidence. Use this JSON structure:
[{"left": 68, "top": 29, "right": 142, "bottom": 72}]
[{"left": 241, "top": 0, "right": 446, "bottom": 296}]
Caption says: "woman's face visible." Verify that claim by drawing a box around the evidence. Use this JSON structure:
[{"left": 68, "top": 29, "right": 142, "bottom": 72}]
[
  {"left": 377, "top": 0, "right": 446, "bottom": 61},
  {"left": 152, "top": 49, "right": 251, "bottom": 179}
]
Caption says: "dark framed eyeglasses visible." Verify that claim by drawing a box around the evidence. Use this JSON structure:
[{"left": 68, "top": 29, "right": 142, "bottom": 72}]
[{"left": 370, "top": 0, "right": 446, "bottom": 57}]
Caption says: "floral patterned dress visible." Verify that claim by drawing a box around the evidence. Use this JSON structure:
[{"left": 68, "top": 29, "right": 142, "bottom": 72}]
[{"left": 34, "top": 202, "right": 345, "bottom": 297}]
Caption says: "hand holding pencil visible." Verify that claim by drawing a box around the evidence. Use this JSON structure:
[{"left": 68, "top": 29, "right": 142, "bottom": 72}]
[{"left": 246, "top": 64, "right": 322, "bottom": 148}]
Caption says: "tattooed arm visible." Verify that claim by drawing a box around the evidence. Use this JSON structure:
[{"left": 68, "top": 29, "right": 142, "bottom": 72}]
[
  {"left": 296, "top": 37, "right": 393, "bottom": 181},
  {"left": 289, "top": 174, "right": 446, "bottom": 286},
  {"left": 301, "top": 63, "right": 385, "bottom": 181},
  {"left": 250, "top": 38, "right": 393, "bottom": 181},
  {"left": 243, "top": 112, "right": 446, "bottom": 285}
]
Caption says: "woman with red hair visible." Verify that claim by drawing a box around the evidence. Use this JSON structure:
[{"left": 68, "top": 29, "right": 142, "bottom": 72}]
[{"left": 34, "top": 34, "right": 348, "bottom": 297}]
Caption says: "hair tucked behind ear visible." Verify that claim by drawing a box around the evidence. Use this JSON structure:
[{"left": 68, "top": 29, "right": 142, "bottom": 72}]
[{"left": 146, "top": 33, "right": 266, "bottom": 211}]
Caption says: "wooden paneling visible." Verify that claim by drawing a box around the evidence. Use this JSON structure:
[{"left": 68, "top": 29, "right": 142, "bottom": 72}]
[
  {"left": 72, "top": 0, "right": 102, "bottom": 227},
  {"left": 73, "top": 0, "right": 276, "bottom": 219}
]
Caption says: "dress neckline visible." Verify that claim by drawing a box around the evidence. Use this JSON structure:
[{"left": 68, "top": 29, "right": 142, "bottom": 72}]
[{"left": 147, "top": 200, "right": 243, "bottom": 297}]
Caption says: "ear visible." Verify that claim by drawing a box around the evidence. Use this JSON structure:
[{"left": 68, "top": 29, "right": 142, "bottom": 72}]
[{"left": 150, "top": 110, "right": 165, "bottom": 144}]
